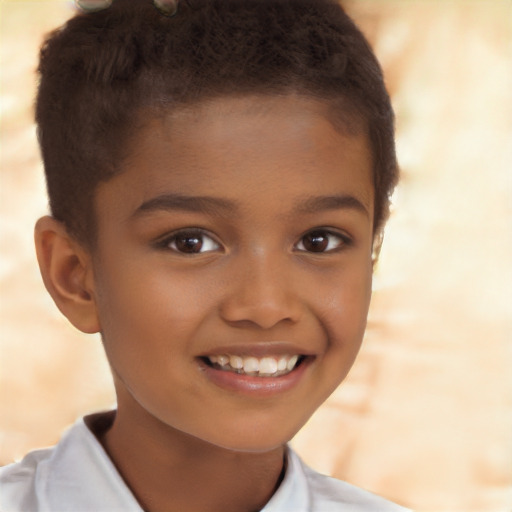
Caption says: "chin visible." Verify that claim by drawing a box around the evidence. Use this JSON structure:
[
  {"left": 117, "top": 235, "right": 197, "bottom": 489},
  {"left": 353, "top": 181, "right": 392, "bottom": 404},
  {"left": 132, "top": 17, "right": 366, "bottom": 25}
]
[
  {"left": 210, "top": 439, "right": 289, "bottom": 455},
  {"left": 184, "top": 422, "right": 299, "bottom": 454}
]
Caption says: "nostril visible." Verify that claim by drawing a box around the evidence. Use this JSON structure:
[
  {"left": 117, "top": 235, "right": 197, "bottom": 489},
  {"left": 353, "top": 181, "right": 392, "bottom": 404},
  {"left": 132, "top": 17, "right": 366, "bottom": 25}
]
[
  {"left": 218, "top": 264, "right": 302, "bottom": 328},
  {"left": 219, "top": 295, "right": 301, "bottom": 329},
  {"left": 221, "top": 311, "right": 298, "bottom": 331}
]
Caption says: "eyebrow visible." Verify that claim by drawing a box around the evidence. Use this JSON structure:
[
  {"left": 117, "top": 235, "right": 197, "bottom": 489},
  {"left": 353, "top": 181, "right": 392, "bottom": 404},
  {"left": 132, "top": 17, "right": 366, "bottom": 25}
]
[
  {"left": 133, "top": 193, "right": 238, "bottom": 218},
  {"left": 132, "top": 192, "right": 369, "bottom": 218},
  {"left": 294, "top": 194, "right": 370, "bottom": 217}
]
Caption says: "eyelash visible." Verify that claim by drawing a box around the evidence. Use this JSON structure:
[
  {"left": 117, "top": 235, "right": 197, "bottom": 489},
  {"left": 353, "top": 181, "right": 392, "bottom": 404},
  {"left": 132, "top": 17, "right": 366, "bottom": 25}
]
[
  {"left": 294, "top": 229, "right": 352, "bottom": 254},
  {"left": 156, "top": 228, "right": 352, "bottom": 255},
  {"left": 156, "top": 229, "right": 221, "bottom": 255}
]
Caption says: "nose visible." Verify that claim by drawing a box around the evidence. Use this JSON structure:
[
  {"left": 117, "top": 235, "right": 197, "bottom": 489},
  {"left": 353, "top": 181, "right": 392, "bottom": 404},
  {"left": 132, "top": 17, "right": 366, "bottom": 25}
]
[{"left": 219, "top": 253, "right": 302, "bottom": 330}]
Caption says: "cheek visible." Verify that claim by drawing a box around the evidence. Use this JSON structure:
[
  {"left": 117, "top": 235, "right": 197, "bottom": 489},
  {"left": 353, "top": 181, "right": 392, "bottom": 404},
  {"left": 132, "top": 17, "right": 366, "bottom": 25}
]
[
  {"left": 93, "top": 259, "right": 216, "bottom": 348},
  {"left": 319, "top": 262, "right": 373, "bottom": 345}
]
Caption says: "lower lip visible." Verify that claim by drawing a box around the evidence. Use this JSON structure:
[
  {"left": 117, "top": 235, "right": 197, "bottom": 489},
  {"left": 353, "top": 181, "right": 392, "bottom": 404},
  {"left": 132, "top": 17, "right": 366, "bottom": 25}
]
[{"left": 197, "top": 357, "right": 312, "bottom": 397}]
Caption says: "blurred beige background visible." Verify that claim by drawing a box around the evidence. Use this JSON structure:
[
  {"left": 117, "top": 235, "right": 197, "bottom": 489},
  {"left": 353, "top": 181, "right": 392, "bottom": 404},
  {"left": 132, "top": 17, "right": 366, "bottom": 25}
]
[{"left": 1, "top": 1, "right": 511, "bottom": 511}]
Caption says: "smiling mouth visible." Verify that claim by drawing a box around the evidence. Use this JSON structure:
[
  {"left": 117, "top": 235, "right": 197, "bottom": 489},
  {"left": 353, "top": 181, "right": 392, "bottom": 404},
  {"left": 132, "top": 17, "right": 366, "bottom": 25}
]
[{"left": 201, "top": 354, "right": 306, "bottom": 377}]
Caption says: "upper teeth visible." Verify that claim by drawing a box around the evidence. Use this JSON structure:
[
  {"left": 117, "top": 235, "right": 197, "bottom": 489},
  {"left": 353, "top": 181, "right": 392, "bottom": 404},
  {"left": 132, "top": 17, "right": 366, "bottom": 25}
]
[{"left": 208, "top": 354, "right": 300, "bottom": 377}]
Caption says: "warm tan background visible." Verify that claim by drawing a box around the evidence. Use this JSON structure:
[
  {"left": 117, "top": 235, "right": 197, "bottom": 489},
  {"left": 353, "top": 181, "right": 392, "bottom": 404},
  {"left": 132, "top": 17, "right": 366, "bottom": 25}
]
[{"left": 1, "top": 1, "right": 511, "bottom": 511}]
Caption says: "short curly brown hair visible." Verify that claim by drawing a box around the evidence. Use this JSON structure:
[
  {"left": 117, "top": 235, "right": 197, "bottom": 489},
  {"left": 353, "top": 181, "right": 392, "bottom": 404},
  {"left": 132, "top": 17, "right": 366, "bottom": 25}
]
[{"left": 36, "top": 0, "right": 398, "bottom": 245}]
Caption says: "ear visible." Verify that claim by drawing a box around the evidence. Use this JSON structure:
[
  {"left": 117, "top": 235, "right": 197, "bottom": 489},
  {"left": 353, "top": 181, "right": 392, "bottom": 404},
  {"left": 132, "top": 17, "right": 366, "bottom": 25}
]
[
  {"left": 34, "top": 216, "right": 100, "bottom": 334},
  {"left": 371, "top": 229, "right": 384, "bottom": 269}
]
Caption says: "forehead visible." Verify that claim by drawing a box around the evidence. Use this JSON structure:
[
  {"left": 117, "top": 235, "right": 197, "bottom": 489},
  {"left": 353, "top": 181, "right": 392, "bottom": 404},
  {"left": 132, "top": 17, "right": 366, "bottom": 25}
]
[{"left": 97, "top": 94, "right": 374, "bottom": 220}]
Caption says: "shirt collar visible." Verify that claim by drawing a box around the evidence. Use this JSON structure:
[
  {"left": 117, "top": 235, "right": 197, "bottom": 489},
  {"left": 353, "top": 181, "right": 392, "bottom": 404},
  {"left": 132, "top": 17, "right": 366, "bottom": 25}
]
[
  {"left": 261, "top": 446, "right": 311, "bottom": 512},
  {"left": 42, "top": 414, "right": 311, "bottom": 512},
  {"left": 43, "top": 415, "right": 142, "bottom": 511}
]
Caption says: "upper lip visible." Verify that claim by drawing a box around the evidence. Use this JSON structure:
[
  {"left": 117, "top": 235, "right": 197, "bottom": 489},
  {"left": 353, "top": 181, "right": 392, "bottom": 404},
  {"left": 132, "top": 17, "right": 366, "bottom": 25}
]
[{"left": 199, "top": 341, "right": 316, "bottom": 358}]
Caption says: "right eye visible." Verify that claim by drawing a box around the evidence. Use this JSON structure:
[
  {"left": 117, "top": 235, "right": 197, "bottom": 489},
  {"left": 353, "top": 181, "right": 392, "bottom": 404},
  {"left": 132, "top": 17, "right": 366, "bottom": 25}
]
[
  {"left": 160, "top": 230, "right": 221, "bottom": 255},
  {"left": 295, "top": 229, "right": 351, "bottom": 253}
]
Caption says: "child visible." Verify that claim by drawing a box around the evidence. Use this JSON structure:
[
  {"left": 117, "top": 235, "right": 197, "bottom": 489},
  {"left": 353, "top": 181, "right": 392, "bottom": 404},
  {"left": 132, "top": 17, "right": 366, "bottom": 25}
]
[{"left": 0, "top": 0, "right": 410, "bottom": 510}]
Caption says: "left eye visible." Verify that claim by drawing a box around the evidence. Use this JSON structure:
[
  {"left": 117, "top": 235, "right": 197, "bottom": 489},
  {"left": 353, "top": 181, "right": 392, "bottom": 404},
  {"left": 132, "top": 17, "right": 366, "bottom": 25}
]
[
  {"left": 295, "top": 230, "right": 349, "bottom": 253},
  {"left": 164, "top": 231, "right": 221, "bottom": 254}
]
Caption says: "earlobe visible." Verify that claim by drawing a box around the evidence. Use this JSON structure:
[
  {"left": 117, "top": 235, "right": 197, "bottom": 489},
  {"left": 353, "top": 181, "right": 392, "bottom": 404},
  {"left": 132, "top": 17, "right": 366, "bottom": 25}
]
[{"left": 34, "top": 216, "right": 100, "bottom": 334}]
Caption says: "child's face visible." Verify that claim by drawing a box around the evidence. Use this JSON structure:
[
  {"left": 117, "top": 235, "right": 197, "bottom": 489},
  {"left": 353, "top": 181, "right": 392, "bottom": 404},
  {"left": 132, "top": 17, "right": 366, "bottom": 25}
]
[{"left": 90, "top": 95, "right": 374, "bottom": 452}]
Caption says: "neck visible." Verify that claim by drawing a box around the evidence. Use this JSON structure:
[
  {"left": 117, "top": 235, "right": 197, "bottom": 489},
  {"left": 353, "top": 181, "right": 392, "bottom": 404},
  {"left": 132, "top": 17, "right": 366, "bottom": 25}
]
[{"left": 95, "top": 405, "right": 286, "bottom": 512}]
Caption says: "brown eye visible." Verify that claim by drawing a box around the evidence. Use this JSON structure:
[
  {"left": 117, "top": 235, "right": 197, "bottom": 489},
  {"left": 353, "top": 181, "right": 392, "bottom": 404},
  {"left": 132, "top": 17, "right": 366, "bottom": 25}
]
[
  {"left": 296, "top": 230, "right": 349, "bottom": 253},
  {"left": 302, "top": 231, "right": 328, "bottom": 252},
  {"left": 165, "top": 231, "right": 220, "bottom": 254},
  {"left": 175, "top": 234, "right": 203, "bottom": 253}
]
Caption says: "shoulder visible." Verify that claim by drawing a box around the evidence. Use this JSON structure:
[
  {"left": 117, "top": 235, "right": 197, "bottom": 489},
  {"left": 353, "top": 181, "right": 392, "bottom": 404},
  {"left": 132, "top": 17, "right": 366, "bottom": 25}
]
[
  {"left": 0, "top": 446, "right": 53, "bottom": 512},
  {"left": 270, "top": 447, "right": 412, "bottom": 512},
  {"left": 303, "top": 463, "right": 411, "bottom": 511},
  {"left": 0, "top": 414, "right": 141, "bottom": 512}
]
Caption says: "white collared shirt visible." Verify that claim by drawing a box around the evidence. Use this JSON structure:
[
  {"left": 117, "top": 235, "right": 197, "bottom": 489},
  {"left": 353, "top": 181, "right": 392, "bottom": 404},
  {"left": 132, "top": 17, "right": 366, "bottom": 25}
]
[{"left": 0, "top": 417, "right": 411, "bottom": 511}]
